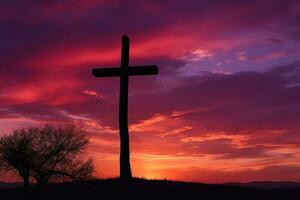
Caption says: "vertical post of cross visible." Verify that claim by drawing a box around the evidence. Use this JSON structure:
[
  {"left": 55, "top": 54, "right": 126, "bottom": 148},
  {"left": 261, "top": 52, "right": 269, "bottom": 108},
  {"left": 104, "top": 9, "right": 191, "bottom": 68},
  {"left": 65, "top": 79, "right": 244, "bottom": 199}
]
[
  {"left": 92, "top": 35, "right": 158, "bottom": 180},
  {"left": 119, "top": 35, "right": 132, "bottom": 180}
]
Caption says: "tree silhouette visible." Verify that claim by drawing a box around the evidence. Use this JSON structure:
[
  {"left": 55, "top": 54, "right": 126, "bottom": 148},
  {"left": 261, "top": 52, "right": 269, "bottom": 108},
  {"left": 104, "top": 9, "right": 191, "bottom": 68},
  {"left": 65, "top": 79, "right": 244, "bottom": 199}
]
[{"left": 0, "top": 124, "right": 94, "bottom": 188}]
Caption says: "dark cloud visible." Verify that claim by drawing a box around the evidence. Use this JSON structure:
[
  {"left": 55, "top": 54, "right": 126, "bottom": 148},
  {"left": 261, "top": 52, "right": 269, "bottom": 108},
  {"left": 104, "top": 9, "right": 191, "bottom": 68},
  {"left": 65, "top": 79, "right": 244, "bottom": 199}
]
[
  {"left": 130, "top": 62, "right": 300, "bottom": 131},
  {"left": 0, "top": 0, "right": 299, "bottom": 72}
]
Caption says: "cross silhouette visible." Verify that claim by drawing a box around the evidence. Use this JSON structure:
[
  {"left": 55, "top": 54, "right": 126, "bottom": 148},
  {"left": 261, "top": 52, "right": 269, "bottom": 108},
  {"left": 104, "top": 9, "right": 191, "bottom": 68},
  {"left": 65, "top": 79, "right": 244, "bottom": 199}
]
[{"left": 92, "top": 35, "right": 158, "bottom": 180}]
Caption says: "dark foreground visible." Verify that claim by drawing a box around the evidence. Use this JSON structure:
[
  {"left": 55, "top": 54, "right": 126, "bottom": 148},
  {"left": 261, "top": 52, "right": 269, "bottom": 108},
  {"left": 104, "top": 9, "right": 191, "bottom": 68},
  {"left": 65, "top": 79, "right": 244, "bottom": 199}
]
[{"left": 0, "top": 178, "right": 300, "bottom": 200}]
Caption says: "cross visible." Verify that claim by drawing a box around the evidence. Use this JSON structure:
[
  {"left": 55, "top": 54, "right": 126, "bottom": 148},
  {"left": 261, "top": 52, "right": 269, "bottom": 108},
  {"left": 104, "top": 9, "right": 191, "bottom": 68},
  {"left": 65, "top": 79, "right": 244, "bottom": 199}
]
[{"left": 92, "top": 35, "right": 158, "bottom": 180}]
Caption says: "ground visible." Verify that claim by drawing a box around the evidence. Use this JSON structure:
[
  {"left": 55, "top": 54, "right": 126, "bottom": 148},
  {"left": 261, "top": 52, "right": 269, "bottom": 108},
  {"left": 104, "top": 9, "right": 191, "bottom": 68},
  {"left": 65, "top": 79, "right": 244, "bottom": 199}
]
[{"left": 0, "top": 178, "right": 299, "bottom": 200}]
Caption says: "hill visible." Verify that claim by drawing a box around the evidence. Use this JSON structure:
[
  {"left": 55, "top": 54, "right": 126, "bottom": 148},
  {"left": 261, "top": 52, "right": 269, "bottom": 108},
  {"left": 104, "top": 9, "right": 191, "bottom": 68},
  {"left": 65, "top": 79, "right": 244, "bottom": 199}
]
[
  {"left": 225, "top": 181, "right": 300, "bottom": 189},
  {"left": 0, "top": 182, "right": 22, "bottom": 189},
  {"left": 0, "top": 178, "right": 300, "bottom": 200}
]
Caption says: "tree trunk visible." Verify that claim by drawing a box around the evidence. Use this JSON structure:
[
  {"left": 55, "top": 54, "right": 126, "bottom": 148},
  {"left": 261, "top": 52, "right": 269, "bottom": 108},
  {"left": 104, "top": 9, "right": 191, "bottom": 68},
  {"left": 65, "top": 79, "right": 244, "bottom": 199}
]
[
  {"left": 36, "top": 176, "right": 47, "bottom": 186},
  {"left": 23, "top": 175, "right": 29, "bottom": 189}
]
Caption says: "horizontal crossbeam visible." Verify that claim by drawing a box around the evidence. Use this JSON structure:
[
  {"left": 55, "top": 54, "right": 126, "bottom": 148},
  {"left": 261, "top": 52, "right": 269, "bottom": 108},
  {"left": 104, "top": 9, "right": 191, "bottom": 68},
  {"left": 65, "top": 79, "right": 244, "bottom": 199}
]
[{"left": 92, "top": 65, "right": 158, "bottom": 77}]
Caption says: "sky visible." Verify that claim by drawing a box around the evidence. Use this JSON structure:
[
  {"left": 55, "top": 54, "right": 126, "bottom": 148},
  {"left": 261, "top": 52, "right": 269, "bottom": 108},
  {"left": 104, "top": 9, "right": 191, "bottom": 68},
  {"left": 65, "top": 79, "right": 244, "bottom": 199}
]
[{"left": 0, "top": 0, "right": 300, "bottom": 183}]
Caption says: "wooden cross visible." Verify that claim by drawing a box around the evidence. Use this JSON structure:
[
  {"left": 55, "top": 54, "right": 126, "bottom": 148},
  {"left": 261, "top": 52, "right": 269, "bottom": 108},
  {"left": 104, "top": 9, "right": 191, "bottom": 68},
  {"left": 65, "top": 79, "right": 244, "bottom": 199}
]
[{"left": 92, "top": 35, "right": 158, "bottom": 180}]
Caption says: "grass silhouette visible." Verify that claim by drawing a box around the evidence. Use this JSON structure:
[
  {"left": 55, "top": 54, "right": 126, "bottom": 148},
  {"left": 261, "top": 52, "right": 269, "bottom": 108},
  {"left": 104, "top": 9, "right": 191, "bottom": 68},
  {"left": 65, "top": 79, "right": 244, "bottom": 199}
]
[{"left": 1, "top": 178, "right": 300, "bottom": 200}]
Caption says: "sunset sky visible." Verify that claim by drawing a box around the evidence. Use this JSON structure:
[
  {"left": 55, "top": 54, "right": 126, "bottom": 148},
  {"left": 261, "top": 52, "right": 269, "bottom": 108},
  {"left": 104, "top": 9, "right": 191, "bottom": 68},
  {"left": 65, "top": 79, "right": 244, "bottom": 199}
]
[{"left": 1, "top": 0, "right": 300, "bottom": 183}]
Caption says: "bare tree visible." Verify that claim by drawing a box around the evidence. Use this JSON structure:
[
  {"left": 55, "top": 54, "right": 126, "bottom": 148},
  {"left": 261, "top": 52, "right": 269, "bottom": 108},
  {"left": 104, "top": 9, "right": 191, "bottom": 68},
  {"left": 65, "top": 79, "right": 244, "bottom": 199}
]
[
  {"left": 0, "top": 124, "right": 94, "bottom": 188},
  {"left": 30, "top": 124, "right": 94, "bottom": 185}
]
